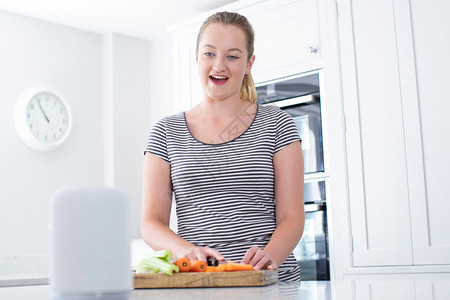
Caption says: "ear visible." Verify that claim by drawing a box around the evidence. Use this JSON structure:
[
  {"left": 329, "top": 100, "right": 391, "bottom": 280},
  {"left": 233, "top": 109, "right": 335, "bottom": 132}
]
[{"left": 245, "top": 54, "right": 255, "bottom": 74}]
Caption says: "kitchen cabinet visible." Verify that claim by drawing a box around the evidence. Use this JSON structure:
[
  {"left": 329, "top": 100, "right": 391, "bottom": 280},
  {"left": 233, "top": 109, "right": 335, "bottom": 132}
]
[
  {"left": 353, "top": 280, "right": 416, "bottom": 299},
  {"left": 415, "top": 279, "right": 450, "bottom": 299},
  {"left": 238, "top": 0, "right": 322, "bottom": 83},
  {"left": 349, "top": 276, "right": 450, "bottom": 300},
  {"left": 407, "top": 0, "right": 450, "bottom": 265},
  {"left": 171, "top": 23, "right": 202, "bottom": 112},
  {"left": 170, "top": 0, "right": 323, "bottom": 112},
  {"left": 337, "top": 0, "right": 450, "bottom": 268}
]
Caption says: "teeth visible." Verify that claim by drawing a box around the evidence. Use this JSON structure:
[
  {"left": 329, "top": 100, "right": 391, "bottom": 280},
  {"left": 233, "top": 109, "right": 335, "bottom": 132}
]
[{"left": 211, "top": 75, "right": 228, "bottom": 80}]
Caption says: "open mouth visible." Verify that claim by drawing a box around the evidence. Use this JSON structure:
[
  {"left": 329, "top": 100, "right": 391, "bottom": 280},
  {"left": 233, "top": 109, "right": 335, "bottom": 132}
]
[{"left": 209, "top": 75, "right": 229, "bottom": 84}]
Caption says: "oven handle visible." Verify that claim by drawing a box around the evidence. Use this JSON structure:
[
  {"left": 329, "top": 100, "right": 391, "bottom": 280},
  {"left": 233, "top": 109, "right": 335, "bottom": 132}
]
[
  {"left": 266, "top": 94, "right": 318, "bottom": 108},
  {"left": 304, "top": 203, "right": 325, "bottom": 212}
]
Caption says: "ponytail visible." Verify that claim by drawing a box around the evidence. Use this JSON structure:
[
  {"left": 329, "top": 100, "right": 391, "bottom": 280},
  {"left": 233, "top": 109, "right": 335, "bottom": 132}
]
[{"left": 240, "top": 72, "right": 257, "bottom": 104}]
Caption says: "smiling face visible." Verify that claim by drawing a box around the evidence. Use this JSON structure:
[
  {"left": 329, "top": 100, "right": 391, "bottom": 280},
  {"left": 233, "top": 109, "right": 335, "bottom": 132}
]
[{"left": 196, "top": 23, "right": 255, "bottom": 103}]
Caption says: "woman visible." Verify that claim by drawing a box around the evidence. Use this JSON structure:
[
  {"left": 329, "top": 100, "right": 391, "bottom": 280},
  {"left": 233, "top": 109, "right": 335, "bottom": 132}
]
[{"left": 141, "top": 11, "right": 305, "bottom": 281}]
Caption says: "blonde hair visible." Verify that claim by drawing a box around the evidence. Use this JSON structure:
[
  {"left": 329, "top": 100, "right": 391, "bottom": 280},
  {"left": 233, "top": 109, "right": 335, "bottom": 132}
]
[{"left": 196, "top": 11, "right": 257, "bottom": 104}]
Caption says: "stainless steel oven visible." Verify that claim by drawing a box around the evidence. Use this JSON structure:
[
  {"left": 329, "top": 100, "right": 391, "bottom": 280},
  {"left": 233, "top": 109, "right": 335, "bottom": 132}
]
[
  {"left": 256, "top": 70, "right": 330, "bottom": 280},
  {"left": 293, "top": 179, "right": 330, "bottom": 281},
  {"left": 256, "top": 71, "right": 324, "bottom": 174}
]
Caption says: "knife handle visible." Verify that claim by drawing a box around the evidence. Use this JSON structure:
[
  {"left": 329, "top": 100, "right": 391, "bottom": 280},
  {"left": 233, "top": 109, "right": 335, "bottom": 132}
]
[{"left": 207, "top": 258, "right": 219, "bottom": 267}]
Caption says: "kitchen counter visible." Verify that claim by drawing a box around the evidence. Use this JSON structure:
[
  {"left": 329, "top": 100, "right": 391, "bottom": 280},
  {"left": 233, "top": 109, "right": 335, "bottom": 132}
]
[{"left": 1, "top": 277, "right": 450, "bottom": 300}]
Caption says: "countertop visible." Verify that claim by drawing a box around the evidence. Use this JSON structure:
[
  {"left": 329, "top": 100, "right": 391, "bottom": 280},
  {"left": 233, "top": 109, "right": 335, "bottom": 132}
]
[{"left": 1, "top": 278, "right": 450, "bottom": 300}]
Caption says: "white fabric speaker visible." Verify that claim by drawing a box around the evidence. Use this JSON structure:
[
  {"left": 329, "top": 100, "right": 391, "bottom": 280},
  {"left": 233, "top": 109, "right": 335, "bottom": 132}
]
[{"left": 50, "top": 187, "right": 132, "bottom": 300}]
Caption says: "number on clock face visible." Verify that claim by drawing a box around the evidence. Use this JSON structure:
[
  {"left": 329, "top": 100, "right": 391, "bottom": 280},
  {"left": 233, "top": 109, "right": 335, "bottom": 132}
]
[{"left": 26, "top": 92, "right": 69, "bottom": 143}]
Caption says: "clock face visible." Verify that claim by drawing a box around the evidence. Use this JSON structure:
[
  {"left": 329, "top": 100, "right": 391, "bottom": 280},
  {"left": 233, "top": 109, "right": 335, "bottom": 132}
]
[
  {"left": 15, "top": 87, "right": 72, "bottom": 151},
  {"left": 26, "top": 92, "right": 70, "bottom": 144}
]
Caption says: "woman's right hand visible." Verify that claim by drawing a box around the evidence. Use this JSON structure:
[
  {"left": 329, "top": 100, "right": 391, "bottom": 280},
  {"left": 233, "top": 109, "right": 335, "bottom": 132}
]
[{"left": 180, "top": 246, "right": 224, "bottom": 263}]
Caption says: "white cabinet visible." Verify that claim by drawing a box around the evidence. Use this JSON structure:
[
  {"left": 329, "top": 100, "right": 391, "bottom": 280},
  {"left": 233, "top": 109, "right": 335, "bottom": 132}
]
[
  {"left": 338, "top": 0, "right": 413, "bottom": 267},
  {"left": 171, "top": 24, "right": 202, "bottom": 112},
  {"left": 353, "top": 280, "right": 416, "bottom": 300},
  {"left": 348, "top": 277, "right": 450, "bottom": 300},
  {"left": 415, "top": 279, "right": 450, "bottom": 299},
  {"left": 407, "top": 0, "right": 450, "bottom": 265},
  {"left": 337, "top": 0, "right": 450, "bottom": 267},
  {"left": 238, "top": 0, "right": 322, "bottom": 83},
  {"left": 170, "top": 0, "right": 323, "bottom": 112}
]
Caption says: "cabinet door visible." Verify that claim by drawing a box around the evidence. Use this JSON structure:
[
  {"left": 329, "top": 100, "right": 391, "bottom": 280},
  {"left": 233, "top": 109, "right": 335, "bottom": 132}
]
[
  {"left": 407, "top": 0, "right": 450, "bottom": 265},
  {"left": 338, "top": 0, "right": 413, "bottom": 266},
  {"left": 239, "top": 0, "right": 321, "bottom": 82},
  {"left": 353, "top": 280, "right": 416, "bottom": 300},
  {"left": 172, "top": 26, "right": 202, "bottom": 112},
  {"left": 416, "top": 280, "right": 450, "bottom": 300}
]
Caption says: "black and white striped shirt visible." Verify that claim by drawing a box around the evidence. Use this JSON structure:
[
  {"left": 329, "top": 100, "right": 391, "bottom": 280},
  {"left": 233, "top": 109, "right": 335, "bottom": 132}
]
[{"left": 145, "top": 104, "right": 302, "bottom": 281}]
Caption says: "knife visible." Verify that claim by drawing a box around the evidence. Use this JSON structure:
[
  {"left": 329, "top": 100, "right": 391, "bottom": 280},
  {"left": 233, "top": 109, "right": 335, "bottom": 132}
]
[{"left": 207, "top": 258, "right": 226, "bottom": 266}]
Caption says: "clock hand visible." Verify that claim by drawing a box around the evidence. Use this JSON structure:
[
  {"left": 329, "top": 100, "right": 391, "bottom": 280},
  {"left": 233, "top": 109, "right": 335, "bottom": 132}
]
[{"left": 37, "top": 99, "right": 50, "bottom": 123}]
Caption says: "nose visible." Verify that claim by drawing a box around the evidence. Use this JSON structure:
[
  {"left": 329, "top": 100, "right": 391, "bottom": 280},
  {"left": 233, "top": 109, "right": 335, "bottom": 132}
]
[{"left": 213, "top": 57, "right": 226, "bottom": 72}]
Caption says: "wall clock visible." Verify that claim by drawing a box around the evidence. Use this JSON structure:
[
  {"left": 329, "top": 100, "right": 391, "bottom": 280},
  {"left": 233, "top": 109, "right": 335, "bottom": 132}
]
[{"left": 14, "top": 87, "right": 73, "bottom": 151}]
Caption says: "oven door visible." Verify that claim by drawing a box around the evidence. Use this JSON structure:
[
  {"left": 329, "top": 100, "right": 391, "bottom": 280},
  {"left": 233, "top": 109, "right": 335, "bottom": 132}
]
[
  {"left": 283, "top": 97, "right": 324, "bottom": 174},
  {"left": 256, "top": 72, "right": 324, "bottom": 174},
  {"left": 293, "top": 202, "right": 330, "bottom": 281}
]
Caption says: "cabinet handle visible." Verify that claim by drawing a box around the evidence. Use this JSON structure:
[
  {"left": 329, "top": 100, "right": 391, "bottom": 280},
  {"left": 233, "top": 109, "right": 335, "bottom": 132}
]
[{"left": 308, "top": 46, "right": 318, "bottom": 55}]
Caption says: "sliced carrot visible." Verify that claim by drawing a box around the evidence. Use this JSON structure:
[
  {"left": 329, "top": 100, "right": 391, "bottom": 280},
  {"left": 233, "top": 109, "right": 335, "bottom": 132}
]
[
  {"left": 189, "top": 260, "right": 207, "bottom": 272},
  {"left": 174, "top": 258, "right": 191, "bottom": 272},
  {"left": 216, "top": 264, "right": 227, "bottom": 272},
  {"left": 225, "top": 260, "right": 254, "bottom": 271},
  {"left": 205, "top": 266, "right": 216, "bottom": 272},
  {"left": 205, "top": 264, "right": 226, "bottom": 272}
]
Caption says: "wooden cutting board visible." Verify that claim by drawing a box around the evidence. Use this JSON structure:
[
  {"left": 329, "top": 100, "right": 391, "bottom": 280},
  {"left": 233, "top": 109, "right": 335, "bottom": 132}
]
[{"left": 133, "top": 270, "right": 278, "bottom": 289}]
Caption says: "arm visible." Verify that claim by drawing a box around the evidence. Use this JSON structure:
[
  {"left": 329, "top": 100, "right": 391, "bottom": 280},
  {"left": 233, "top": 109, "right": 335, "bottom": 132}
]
[
  {"left": 241, "top": 141, "right": 305, "bottom": 270},
  {"left": 141, "top": 153, "right": 224, "bottom": 261}
]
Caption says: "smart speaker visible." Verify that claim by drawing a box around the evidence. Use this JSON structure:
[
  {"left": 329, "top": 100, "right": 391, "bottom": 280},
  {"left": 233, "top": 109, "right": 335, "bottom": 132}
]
[{"left": 50, "top": 187, "right": 132, "bottom": 300}]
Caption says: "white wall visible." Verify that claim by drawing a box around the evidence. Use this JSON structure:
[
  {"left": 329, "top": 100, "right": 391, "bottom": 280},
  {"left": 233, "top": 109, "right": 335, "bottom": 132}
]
[
  {"left": 0, "top": 10, "right": 104, "bottom": 276},
  {"left": 110, "top": 33, "right": 152, "bottom": 239},
  {"left": 148, "top": 35, "right": 176, "bottom": 121},
  {"left": 0, "top": 10, "right": 155, "bottom": 277},
  {"left": 147, "top": 34, "right": 179, "bottom": 234},
  {"left": 109, "top": 32, "right": 176, "bottom": 240}
]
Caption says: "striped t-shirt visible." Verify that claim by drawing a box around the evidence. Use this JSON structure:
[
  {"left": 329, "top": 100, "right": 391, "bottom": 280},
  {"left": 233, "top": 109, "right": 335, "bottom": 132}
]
[{"left": 145, "top": 104, "right": 302, "bottom": 281}]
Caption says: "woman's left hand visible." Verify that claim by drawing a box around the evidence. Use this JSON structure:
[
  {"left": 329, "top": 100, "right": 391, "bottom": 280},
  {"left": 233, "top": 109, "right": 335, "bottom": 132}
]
[{"left": 240, "top": 246, "right": 278, "bottom": 270}]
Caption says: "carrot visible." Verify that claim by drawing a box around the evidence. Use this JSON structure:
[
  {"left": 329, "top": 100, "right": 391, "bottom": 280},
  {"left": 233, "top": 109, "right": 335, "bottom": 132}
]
[
  {"left": 174, "top": 258, "right": 191, "bottom": 272},
  {"left": 205, "top": 264, "right": 226, "bottom": 272},
  {"left": 225, "top": 260, "right": 254, "bottom": 271},
  {"left": 205, "top": 266, "right": 216, "bottom": 272},
  {"left": 216, "top": 264, "right": 227, "bottom": 272},
  {"left": 189, "top": 260, "right": 207, "bottom": 272}
]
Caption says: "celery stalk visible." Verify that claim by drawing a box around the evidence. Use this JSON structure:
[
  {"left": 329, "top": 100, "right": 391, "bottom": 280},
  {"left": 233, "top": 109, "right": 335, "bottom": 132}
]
[
  {"left": 147, "top": 249, "right": 172, "bottom": 261},
  {"left": 136, "top": 257, "right": 179, "bottom": 275}
]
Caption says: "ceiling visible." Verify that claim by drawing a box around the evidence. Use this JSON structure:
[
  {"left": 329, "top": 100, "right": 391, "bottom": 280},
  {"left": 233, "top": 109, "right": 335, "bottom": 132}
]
[{"left": 0, "top": 0, "right": 237, "bottom": 40}]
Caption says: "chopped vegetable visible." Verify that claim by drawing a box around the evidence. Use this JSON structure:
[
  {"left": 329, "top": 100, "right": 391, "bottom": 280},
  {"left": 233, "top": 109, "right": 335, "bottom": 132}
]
[
  {"left": 189, "top": 260, "right": 207, "bottom": 272},
  {"left": 136, "top": 257, "right": 179, "bottom": 275},
  {"left": 225, "top": 261, "right": 254, "bottom": 271},
  {"left": 205, "top": 261, "right": 254, "bottom": 272},
  {"left": 174, "top": 258, "right": 191, "bottom": 272},
  {"left": 147, "top": 249, "right": 172, "bottom": 261},
  {"left": 205, "top": 264, "right": 226, "bottom": 272}
]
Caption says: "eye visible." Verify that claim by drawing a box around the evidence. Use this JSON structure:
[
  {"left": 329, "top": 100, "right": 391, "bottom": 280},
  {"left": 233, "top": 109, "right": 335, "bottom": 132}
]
[
  {"left": 228, "top": 55, "right": 239, "bottom": 60},
  {"left": 204, "top": 52, "right": 214, "bottom": 57}
]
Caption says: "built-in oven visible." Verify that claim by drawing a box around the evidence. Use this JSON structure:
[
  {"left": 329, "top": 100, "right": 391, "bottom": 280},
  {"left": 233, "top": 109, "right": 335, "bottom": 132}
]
[
  {"left": 256, "top": 71, "right": 324, "bottom": 174},
  {"left": 256, "top": 70, "right": 330, "bottom": 280},
  {"left": 293, "top": 179, "right": 329, "bottom": 281}
]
